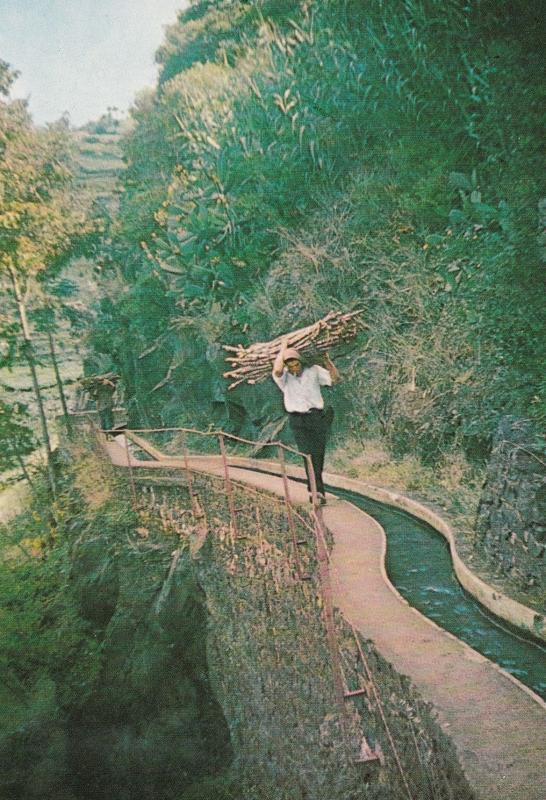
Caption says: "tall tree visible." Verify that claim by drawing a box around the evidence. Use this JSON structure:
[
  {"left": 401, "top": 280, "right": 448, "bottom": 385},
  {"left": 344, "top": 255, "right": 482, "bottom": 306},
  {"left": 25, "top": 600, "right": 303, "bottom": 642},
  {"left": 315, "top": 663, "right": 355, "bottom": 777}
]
[{"left": 0, "top": 62, "right": 92, "bottom": 493}]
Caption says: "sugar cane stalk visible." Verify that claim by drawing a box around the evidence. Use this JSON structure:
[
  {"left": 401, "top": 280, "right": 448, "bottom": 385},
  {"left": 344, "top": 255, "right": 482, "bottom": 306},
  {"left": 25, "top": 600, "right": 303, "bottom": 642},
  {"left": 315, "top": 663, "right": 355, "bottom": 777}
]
[{"left": 223, "top": 309, "right": 365, "bottom": 389}]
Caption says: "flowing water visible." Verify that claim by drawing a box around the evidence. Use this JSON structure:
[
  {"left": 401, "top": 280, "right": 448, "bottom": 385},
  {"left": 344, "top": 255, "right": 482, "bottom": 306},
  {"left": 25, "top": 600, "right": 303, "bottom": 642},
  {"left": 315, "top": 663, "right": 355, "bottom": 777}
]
[{"left": 333, "top": 488, "right": 546, "bottom": 700}]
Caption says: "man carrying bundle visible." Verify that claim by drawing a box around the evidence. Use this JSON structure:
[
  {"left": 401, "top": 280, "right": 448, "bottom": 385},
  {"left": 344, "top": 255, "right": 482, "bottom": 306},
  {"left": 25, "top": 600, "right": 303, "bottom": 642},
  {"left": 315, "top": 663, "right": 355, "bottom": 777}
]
[{"left": 272, "top": 338, "right": 339, "bottom": 505}]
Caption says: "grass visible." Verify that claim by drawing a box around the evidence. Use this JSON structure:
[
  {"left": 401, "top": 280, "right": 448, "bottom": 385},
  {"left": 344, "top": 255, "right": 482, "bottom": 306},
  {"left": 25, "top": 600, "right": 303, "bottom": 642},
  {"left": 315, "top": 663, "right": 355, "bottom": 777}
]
[{"left": 330, "top": 436, "right": 481, "bottom": 510}]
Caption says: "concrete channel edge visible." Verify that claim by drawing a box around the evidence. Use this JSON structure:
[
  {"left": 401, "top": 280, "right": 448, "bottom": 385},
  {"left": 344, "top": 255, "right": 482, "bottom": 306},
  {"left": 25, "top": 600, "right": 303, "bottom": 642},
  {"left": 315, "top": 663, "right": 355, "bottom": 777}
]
[{"left": 226, "top": 456, "right": 546, "bottom": 646}]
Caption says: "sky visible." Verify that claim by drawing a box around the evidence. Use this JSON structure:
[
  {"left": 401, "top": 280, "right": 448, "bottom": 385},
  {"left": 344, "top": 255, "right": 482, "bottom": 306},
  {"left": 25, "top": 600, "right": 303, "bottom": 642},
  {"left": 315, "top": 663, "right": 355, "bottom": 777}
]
[{"left": 0, "top": 0, "right": 187, "bottom": 126}]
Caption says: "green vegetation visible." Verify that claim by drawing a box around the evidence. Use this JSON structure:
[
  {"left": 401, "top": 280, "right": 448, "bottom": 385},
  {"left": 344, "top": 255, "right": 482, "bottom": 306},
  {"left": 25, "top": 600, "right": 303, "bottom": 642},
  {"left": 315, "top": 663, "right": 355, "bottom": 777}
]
[
  {"left": 0, "top": 60, "right": 98, "bottom": 490},
  {"left": 89, "top": 0, "right": 545, "bottom": 464},
  {"left": 0, "top": 441, "right": 232, "bottom": 800},
  {"left": 0, "top": 466, "right": 102, "bottom": 798}
]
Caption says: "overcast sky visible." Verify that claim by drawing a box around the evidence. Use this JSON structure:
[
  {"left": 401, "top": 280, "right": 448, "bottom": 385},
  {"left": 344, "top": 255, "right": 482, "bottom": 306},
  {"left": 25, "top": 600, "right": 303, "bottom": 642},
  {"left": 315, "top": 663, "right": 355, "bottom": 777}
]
[{"left": 0, "top": 0, "right": 187, "bottom": 126}]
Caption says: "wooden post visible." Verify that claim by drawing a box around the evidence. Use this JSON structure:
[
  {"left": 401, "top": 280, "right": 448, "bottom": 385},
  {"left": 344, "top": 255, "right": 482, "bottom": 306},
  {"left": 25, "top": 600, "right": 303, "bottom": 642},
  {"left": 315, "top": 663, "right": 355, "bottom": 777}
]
[
  {"left": 124, "top": 432, "right": 137, "bottom": 508},
  {"left": 218, "top": 433, "right": 238, "bottom": 538}
]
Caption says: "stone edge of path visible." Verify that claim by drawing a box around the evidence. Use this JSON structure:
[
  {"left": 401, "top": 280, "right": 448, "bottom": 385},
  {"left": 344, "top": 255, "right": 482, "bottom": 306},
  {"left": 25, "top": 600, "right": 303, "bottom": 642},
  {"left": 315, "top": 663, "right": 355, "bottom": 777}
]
[
  {"left": 118, "top": 433, "right": 546, "bottom": 647},
  {"left": 224, "top": 457, "right": 546, "bottom": 646}
]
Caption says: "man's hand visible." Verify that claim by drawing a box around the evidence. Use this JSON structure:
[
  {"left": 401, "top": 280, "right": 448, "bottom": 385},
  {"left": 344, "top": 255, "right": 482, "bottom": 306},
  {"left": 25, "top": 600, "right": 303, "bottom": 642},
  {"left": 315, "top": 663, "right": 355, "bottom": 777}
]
[{"left": 323, "top": 351, "right": 340, "bottom": 384}]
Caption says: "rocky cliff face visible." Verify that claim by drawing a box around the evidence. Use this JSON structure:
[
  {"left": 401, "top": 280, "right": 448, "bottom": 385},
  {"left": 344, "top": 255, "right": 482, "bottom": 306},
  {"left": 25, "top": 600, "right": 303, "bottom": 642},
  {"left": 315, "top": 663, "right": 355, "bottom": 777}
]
[
  {"left": 0, "top": 436, "right": 233, "bottom": 800},
  {"left": 475, "top": 417, "right": 546, "bottom": 596},
  {"left": 65, "top": 539, "right": 232, "bottom": 800},
  {"left": 2, "top": 429, "right": 475, "bottom": 800}
]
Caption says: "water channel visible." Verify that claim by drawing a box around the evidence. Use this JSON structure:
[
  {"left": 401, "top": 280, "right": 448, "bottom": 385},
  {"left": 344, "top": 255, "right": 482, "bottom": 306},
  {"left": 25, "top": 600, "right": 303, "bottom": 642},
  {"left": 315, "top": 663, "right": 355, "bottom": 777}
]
[{"left": 333, "top": 487, "right": 546, "bottom": 700}]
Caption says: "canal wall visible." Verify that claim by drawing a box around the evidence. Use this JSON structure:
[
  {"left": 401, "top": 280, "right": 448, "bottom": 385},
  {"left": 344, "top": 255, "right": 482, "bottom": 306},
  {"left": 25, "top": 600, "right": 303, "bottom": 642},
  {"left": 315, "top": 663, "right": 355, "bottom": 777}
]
[
  {"left": 98, "top": 431, "right": 475, "bottom": 800},
  {"left": 475, "top": 416, "right": 546, "bottom": 596},
  {"left": 224, "top": 456, "right": 546, "bottom": 643}
]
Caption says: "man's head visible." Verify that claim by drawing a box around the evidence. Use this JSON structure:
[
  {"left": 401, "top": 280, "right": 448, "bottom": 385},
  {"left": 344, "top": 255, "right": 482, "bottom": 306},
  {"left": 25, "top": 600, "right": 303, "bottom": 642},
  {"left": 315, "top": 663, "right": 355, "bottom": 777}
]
[{"left": 284, "top": 348, "right": 303, "bottom": 375}]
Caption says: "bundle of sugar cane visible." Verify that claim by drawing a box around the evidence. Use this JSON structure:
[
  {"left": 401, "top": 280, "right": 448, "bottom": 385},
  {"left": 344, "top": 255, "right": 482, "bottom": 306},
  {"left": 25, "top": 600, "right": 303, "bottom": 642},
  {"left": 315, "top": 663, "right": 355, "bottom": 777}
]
[{"left": 223, "top": 309, "right": 365, "bottom": 390}]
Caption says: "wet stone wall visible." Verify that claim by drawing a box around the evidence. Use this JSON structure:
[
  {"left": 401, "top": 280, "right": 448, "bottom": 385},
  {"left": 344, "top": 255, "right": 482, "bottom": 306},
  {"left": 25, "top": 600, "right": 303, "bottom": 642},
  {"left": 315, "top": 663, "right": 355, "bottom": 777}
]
[
  {"left": 475, "top": 417, "right": 546, "bottom": 593},
  {"left": 135, "top": 468, "right": 474, "bottom": 800}
]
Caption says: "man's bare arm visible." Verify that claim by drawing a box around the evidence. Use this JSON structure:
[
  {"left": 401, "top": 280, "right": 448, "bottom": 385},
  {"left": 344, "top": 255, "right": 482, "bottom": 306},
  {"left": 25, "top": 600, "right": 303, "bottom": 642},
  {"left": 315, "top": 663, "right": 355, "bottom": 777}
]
[
  {"left": 323, "top": 352, "right": 340, "bottom": 384},
  {"left": 272, "top": 337, "right": 289, "bottom": 377}
]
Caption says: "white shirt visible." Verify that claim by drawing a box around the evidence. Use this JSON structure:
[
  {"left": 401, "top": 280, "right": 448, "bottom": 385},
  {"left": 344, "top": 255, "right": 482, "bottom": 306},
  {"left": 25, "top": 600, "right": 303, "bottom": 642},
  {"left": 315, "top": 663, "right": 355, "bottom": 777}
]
[{"left": 272, "top": 365, "right": 332, "bottom": 412}]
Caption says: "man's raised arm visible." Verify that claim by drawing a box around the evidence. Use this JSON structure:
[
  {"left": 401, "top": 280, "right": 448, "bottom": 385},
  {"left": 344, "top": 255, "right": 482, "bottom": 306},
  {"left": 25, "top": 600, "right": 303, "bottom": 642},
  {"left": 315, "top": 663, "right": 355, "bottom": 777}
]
[
  {"left": 323, "top": 352, "right": 340, "bottom": 384},
  {"left": 272, "top": 337, "right": 289, "bottom": 377}
]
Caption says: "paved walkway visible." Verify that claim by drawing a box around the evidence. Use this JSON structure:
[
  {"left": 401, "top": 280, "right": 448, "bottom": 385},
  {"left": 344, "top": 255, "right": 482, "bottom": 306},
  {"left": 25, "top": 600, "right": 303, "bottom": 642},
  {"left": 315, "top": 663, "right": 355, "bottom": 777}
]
[
  {"left": 323, "top": 494, "right": 546, "bottom": 800},
  {"left": 103, "top": 437, "right": 546, "bottom": 800}
]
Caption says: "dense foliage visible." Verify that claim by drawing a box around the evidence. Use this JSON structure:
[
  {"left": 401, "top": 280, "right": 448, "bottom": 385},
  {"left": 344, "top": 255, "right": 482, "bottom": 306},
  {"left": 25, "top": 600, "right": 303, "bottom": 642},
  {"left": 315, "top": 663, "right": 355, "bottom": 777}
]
[
  {"left": 0, "top": 59, "right": 99, "bottom": 485},
  {"left": 0, "top": 399, "right": 36, "bottom": 475},
  {"left": 0, "top": 60, "right": 92, "bottom": 288},
  {"left": 0, "top": 447, "right": 232, "bottom": 800},
  {"left": 88, "top": 0, "right": 545, "bottom": 461}
]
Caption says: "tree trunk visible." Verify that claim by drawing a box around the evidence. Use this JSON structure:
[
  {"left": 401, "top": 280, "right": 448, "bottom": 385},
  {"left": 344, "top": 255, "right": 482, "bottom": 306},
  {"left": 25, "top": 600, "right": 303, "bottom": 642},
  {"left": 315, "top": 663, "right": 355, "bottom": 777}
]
[
  {"left": 48, "top": 330, "right": 71, "bottom": 430},
  {"left": 9, "top": 268, "right": 56, "bottom": 496},
  {"left": 22, "top": 344, "right": 55, "bottom": 495},
  {"left": 11, "top": 438, "right": 34, "bottom": 486}
]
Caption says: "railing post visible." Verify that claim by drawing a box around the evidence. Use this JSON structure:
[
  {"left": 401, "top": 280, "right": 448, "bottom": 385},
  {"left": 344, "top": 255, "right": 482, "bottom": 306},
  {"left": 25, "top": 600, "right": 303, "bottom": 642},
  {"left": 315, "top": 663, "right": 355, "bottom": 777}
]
[
  {"left": 180, "top": 432, "right": 199, "bottom": 517},
  {"left": 218, "top": 433, "right": 238, "bottom": 538},
  {"left": 278, "top": 446, "right": 303, "bottom": 576},
  {"left": 124, "top": 431, "right": 137, "bottom": 509},
  {"left": 306, "top": 453, "right": 319, "bottom": 508},
  {"left": 351, "top": 624, "right": 412, "bottom": 796},
  {"left": 308, "top": 453, "right": 347, "bottom": 733}
]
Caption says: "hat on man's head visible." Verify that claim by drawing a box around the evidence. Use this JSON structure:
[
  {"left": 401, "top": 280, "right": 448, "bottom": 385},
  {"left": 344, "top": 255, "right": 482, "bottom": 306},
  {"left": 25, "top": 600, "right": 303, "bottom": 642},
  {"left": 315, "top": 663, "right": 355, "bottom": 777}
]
[{"left": 284, "top": 348, "right": 302, "bottom": 362}]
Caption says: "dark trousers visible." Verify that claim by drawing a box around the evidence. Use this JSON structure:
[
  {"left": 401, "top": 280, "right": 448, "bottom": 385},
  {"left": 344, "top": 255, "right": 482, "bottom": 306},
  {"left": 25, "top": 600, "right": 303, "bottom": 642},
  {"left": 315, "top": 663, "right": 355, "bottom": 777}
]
[{"left": 288, "top": 407, "right": 333, "bottom": 496}]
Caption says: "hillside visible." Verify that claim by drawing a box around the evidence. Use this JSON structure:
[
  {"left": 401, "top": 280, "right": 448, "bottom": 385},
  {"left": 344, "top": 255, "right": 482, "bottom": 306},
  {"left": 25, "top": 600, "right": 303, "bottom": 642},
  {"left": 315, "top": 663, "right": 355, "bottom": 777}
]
[
  {"left": 1, "top": 9, "right": 545, "bottom": 797},
  {"left": 0, "top": 122, "right": 124, "bottom": 438},
  {"left": 88, "top": 0, "right": 545, "bottom": 462},
  {"left": 72, "top": 118, "right": 125, "bottom": 204}
]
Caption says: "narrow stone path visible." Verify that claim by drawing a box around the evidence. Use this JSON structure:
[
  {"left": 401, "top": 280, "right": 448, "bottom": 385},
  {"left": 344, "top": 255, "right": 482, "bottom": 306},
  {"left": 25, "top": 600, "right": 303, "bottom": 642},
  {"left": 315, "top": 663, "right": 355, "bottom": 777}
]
[
  {"left": 323, "top": 494, "right": 546, "bottom": 800},
  {"left": 103, "top": 437, "right": 546, "bottom": 800}
]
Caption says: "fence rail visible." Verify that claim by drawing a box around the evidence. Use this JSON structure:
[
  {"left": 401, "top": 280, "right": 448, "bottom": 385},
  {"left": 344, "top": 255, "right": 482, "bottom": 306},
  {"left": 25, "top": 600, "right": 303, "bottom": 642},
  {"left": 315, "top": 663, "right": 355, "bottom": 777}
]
[{"left": 70, "top": 415, "right": 422, "bottom": 791}]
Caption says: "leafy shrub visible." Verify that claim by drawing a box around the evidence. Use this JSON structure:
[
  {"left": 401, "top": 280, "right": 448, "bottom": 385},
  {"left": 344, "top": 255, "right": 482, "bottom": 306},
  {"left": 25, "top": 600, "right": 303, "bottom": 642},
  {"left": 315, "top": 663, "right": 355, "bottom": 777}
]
[{"left": 91, "top": 0, "right": 545, "bottom": 454}]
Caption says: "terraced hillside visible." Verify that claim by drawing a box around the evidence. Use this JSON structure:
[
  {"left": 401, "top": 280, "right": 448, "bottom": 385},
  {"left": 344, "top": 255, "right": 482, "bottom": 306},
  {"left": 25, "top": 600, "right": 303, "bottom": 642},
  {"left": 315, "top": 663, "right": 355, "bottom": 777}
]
[{"left": 0, "top": 121, "right": 125, "bottom": 465}]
